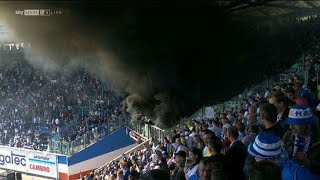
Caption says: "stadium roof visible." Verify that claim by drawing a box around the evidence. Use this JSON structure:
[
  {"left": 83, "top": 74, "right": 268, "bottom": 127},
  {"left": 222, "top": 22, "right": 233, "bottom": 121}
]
[{"left": 229, "top": 1, "right": 320, "bottom": 19}]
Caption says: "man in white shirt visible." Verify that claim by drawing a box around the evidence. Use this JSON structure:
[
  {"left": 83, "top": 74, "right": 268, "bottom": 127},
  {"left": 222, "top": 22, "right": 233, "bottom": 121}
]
[{"left": 208, "top": 120, "right": 222, "bottom": 138}]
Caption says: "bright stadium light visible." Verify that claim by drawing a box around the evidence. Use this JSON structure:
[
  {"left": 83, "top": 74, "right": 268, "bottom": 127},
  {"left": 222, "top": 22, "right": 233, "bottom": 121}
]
[
  {"left": 0, "top": 25, "right": 6, "bottom": 33},
  {"left": 0, "top": 23, "right": 17, "bottom": 45}
]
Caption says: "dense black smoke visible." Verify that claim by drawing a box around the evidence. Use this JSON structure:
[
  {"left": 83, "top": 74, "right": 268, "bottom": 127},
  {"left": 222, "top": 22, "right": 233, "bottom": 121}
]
[{"left": 0, "top": 2, "right": 318, "bottom": 128}]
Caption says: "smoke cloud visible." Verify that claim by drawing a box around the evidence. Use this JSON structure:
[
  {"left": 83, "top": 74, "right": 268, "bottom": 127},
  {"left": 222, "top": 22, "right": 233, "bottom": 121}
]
[{"left": 0, "top": 2, "right": 318, "bottom": 128}]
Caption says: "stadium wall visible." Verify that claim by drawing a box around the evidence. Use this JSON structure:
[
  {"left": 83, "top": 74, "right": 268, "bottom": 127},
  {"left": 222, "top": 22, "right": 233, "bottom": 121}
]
[{"left": 68, "top": 127, "right": 137, "bottom": 180}]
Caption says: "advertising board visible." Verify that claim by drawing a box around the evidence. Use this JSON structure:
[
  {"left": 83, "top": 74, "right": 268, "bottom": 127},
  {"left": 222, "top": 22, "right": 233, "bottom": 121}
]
[{"left": 0, "top": 146, "right": 58, "bottom": 179}]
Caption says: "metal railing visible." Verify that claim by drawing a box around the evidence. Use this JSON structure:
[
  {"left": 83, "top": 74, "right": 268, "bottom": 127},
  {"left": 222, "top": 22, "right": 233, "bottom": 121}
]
[
  {"left": 133, "top": 122, "right": 165, "bottom": 143},
  {"left": 74, "top": 127, "right": 151, "bottom": 178},
  {"left": 93, "top": 136, "right": 151, "bottom": 175},
  {"left": 48, "top": 129, "right": 107, "bottom": 156},
  {"left": 49, "top": 115, "right": 130, "bottom": 156}
]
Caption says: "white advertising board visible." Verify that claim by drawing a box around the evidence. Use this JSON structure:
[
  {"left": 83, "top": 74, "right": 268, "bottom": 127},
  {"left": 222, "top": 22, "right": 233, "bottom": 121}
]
[{"left": 0, "top": 146, "right": 58, "bottom": 178}]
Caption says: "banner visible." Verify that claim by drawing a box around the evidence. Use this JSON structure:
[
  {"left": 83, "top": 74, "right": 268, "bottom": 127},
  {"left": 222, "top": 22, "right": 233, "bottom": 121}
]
[
  {"left": 205, "top": 107, "right": 215, "bottom": 119},
  {"left": 127, "top": 128, "right": 141, "bottom": 143},
  {"left": 0, "top": 146, "right": 58, "bottom": 179}
]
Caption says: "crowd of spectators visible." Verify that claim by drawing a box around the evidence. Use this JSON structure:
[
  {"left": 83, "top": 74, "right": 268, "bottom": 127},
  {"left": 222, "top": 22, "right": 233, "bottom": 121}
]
[
  {"left": 0, "top": 49, "right": 125, "bottom": 152},
  {"left": 3, "top": 16, "right": 320, "bottom": 179},
  {"left": 85, "top": 47, "right": 320, "bottom": 179}
]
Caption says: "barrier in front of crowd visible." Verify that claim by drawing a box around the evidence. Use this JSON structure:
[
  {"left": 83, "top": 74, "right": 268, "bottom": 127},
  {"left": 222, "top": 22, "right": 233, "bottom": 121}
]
[
  {"left": 149, "top": 125, "right": 165, "bottom": 142},
  {"left": 0, "top": 145, "right": 68, "bottom": 180},
  {"left": 93, "top": 127, "right": 151, "bottom": 176},
  {"left": 67, "top": 127, "right": 137, "bottom": 180},
  {"left": 127, "top": 127, "right": 148, "bottom": 143},
  {"left": 133, "top": 122, "right": 165, "bottom": 143},
  {"left": 77, "top": 125, "right": 164, "bottom": 179},
  {"left": 49, "top": 116, "right": 129, "bottom": 156},
  {"left": 49, "top": 129, "right": 107, "bottom": 157},
  {"left": 49, "top": 117, "right": 128, "bottom": 156}
]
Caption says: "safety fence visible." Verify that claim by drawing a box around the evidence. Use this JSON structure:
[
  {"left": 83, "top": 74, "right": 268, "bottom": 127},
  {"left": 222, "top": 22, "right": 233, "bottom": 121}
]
[
  {"left": 93, "top": 126, "right": 165, "bottom": 175},
  {"left": 49, "top": 129, "right": 107, "bottom": 156},
  {"left": 133, "top": 123, "right": 165, "bottom": 143}
]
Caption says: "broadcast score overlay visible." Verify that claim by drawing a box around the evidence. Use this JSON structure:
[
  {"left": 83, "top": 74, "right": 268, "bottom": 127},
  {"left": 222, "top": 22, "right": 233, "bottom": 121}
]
[{"left": 15, "top": 9, "right": 62, "bottom": 16}]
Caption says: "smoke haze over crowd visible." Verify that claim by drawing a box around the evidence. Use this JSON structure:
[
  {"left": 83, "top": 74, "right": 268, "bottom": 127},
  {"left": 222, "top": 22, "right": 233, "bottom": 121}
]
[{"left": 0, "top": 2, "right": 318, "bottom": 128}]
